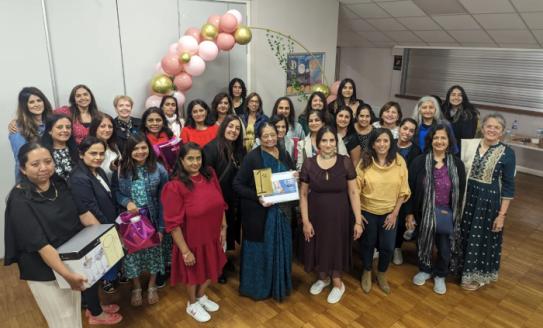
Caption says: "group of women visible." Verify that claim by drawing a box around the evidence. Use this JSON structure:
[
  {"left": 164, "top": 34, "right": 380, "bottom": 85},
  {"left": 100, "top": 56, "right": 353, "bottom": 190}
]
[{"left": 5, "top": 79, "right": 515, "bottom": 326}]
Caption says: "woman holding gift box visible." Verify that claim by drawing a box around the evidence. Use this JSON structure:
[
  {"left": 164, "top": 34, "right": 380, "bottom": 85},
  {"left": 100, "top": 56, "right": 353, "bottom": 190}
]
[
  {"left": 4, "top": 142, "right": 119, "bottom": 327},
  {"left": 162, "top": 142, "right": 228, "bottom": 323}
]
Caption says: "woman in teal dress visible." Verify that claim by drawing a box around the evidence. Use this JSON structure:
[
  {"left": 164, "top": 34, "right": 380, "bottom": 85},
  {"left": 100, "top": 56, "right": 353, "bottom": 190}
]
[
  {"left": 459, "top": 113, "right": 515, "bottom": 291},
  {"left": 112, "top": 134, "right": 169, "bottom": 305},
  {"left": 233, "top": 122, "right": 296, "bottom": 301}
]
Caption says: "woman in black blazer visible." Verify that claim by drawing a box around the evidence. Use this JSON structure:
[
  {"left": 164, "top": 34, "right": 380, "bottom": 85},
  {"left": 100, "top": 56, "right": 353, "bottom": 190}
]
[
  {"left": 233, "top": 122, "right": 296, "bottom": 301},
  {"left": 69, "top": 136, "right": 123, "bottom": 324},
  {"left": 204, "top": 114, "right": 246, "bottom": 283}
]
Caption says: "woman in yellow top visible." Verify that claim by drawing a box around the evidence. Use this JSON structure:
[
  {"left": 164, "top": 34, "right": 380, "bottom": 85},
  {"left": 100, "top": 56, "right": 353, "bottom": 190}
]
[{"left": 356, "top": 128, "right": 410, "bottom": 294}]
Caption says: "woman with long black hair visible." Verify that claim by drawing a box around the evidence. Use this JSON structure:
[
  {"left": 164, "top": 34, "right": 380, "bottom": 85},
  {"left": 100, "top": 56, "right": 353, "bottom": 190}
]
[{"left": 441, "top": 85, "right": 479, "bottom": 149}]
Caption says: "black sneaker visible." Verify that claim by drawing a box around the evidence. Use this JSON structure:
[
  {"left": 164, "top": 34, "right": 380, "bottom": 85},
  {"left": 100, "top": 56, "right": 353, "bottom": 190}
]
[
  {"left": 102, "top": 280, "right": 117, "bottom": 294},
  {"left": 156, "top": 272, "right": 167, "bottom": 289}
]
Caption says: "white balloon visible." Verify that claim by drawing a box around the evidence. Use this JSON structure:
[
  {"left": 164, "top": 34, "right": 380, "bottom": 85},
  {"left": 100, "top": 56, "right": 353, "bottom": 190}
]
[{"left": 226, "top": 9, "right": 242, "bottom": 24}]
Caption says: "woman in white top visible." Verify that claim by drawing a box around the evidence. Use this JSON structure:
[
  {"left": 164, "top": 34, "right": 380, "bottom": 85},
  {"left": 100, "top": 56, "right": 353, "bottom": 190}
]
[
  {"left": 160, "top": 95, "right": 185, "bottom": 138},
  {"left": 89, "top": 113, "right": 121, "bottom": 182},
  {"left": 372, "top": 101, "right": 402, "bottom": 139}
]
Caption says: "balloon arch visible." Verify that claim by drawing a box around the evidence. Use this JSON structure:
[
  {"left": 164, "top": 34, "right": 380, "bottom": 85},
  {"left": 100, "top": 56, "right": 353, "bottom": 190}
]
[{"left": 146, "top": 9, "right": 340, "bottom": 108}]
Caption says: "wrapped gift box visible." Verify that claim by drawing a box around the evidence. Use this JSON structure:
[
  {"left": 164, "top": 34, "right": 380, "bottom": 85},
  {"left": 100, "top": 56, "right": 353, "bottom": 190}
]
[{"left": 54, "top": 224, "right": 124, "bottom": 289}]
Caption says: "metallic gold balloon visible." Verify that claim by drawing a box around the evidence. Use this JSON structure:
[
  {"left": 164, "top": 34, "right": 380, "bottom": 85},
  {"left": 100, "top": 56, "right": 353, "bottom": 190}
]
[
  {"left": 201, "top": 23, "right": 218, "bottom": 41},
  {"left": 311, "top": 83, "right": 330, "bottom": 97},
  {"left": 234, "top": 25, "right": 252, "bottom": 45},
  {"left": 179, "top": 52, "right": 191, "bottom": 63},
  {"left": 151, "top": 75, "right": 174, "bottom": 94}
]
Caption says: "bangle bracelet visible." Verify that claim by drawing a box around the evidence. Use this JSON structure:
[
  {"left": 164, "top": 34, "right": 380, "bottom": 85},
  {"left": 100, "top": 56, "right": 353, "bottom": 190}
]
[
  {"left": 355, "top": 222, "right": 363, "bottom": 226},
  {"left": 498, "top": 212, "right": 507, "bottom": 217}
]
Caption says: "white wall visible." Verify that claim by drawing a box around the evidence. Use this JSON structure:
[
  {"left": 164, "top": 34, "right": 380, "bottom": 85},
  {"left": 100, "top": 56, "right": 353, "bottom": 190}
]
[
  {"left": 339, "top": 46, "right": 543, "bottom": 174},
  {"left": 249, "top": 0, "right": 339, "bottom": 116}
]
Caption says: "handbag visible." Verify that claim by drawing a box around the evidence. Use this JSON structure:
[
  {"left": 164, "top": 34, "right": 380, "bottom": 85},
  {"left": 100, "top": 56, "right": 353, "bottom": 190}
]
[
  {"left": 115, "top": 208, "right": 160, "bottom": 254},
  {"left": 434, "top": 205, "right": 453, "bottom": 235}
]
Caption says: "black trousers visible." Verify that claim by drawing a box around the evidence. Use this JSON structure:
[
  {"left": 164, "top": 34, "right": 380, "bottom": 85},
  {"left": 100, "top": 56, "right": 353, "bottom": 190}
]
[
  {"left": 82, "top": 283, "right": 102, "bottom": 316},
  {"left": 418, "top": 233, "right": 451, "bottom": 278},
  {"left": 395, "top": 204, "right": 408, "bottom": 248},
  {"left": 360, "top": 211, "right": 397, "bottom": 272}
]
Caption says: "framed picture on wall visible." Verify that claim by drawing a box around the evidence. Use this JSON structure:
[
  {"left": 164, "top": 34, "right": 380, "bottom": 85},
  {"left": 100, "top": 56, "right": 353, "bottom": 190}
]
[{"left": 286, "top": 52, "right": 325, "bottom": 95}]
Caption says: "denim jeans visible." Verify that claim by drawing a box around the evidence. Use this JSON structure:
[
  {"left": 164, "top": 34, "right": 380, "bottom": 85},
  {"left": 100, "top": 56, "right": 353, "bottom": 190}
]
[
  {"left": 359, "top": 211, "right": 397, "bottom": 272},
  {"left": 418, "top": 233, "right": 451, "bottom": 277}
]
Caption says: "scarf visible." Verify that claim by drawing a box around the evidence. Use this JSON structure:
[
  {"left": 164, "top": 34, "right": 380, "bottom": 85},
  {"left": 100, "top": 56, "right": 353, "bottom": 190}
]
[
  {"left": 117, "top": 118, "right": 133, "bottom": 134},
  {"left": 417, "top": 151, "right": 462, "bottom": 271},
  {"left": 166, "top": 114, "right": 182, "bottom": 137}
]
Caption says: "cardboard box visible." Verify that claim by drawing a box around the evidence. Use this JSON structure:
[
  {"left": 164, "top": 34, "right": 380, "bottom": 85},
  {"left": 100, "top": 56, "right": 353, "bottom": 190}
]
[{"left": 54, "top": 224, "right": 124, "bottom": 289}]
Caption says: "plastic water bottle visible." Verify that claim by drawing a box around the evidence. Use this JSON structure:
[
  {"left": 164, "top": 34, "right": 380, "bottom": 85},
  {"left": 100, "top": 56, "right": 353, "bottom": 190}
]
[{"left": 511, "top": 120, "right": 519, "bottom": 138}]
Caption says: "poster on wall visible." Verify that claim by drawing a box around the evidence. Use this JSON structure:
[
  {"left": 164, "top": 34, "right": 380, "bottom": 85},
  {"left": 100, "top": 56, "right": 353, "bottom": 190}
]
[{"left": 286, "top": 53, "right": 325, "bottom": 95}]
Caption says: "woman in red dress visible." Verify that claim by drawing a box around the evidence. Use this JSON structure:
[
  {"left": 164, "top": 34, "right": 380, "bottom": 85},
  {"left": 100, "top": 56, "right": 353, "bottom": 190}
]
[{"left": 161, "top": 142, "right": 227, "bottom": 323}]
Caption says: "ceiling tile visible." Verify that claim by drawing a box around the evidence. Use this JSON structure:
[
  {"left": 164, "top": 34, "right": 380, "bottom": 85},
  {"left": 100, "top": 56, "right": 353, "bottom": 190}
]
[
  {"left": 473, "top": 13, "right": 527, "bottom": 30},
  {"left": 414, "top": 30, "right": 456, "bottom": 42},
  {"left": 412, "top": 0, "right": 467, "bottom": 15},
  {"left": 339, "top": 6, "right": 360, "bottom": 20},
  {"left": 366, "top": 18, "right": 406, "bottom": 31},
  {"left": 432, "top": 15, "right": 481, "bottom": 30},
  {"left": 385, "top": 30, "right": 424, "bottom": 42},
  {"left": 397, "top": 17, "right": 441, "bottom": 30},
  {"left": 459, "top": 0, "right": 515, "bottom": 14},
  {"left": 520, "top": 13, "right": 543, "bottom": 30},
  {"left": 460, "top": 42, "right": 498, "bottom": 47},
  {"left": 498, "top": 43, "right": 540, "bottom": 49},
  {"left": 397, "top": 42, "right": 428, "bottom": 46},
  {"left": 486, "top": 30, "right": 537, "bottom": 43},
  {"left": 346, "top": 18, "right": 377, "bottom": 32},
  {"left": 347, "top": 3, "right": 390, "bottom": 18},
  {"left": 448, "top": 30, "right": 494, "bottom": 42},
  {"left": 339, "top": 0, "right": 372, "bottom": 4},
  {"left": 428, "top": 42, "right": 461, "bottom": 47},
  {"left": 357, "top": 31, "right": 394, "bottom": 42},
  {"left": 510, "top": 0, "right": 543, "bottom": 12},
  {"left": 530, "top": 29, "right": 543, "bottom": 43},
  {"left": 378, "top": 1, "right": 426, "bottom": 17},
  {"left": 372, "top": 41, "right": 397, "bottom": 48}
]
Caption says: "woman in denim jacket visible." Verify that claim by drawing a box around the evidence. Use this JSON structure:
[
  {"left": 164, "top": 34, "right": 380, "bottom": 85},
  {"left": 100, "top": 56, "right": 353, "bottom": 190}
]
[{"left": 112, "top": 134, "right": 168, "bottom": 307}]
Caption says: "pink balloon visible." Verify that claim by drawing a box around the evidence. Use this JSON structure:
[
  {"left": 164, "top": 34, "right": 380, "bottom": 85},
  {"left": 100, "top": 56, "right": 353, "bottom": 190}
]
[
  {"left": 198, "top": 40, "right": 219, "bottom": 61},
  {"left": 207, "top": 14, "right": 221, "bottom": 28},
  {"left": 330, "top": 80, "right": 341, "bottom": 96},
  {"left": 168, "top": 42, "right": 179, "bottom": 55},
  {"left": 219, "top": 13, "right": 238, "bottom": 33},
  {"left": 145, "top": 95, "right": 162, "bottom": 109},
  {"left": 327, "top": 95, "right": 337, "bottom": 104},
  {"left": 216, "top": 33, "right": 235, "bottom": 51},
  {"left": 178, "top": 35, "right": 199, "bottom": 55},
  {"left": 161, "top": 53, "right": 183, "bottom": 76},
  {"left": 184, "top": 27, "right": 201, "bottom": 43},
  {"left": 184, "top": 55, "right": 206, "bottom": 76},
  {"left": 172, "top": 91, "right": 186, "bottom": 107},
  {"left": 174, "top": 72, "right": 193, "bottom": 91},
  {"left": 226, "top": 9, "right": 242, "bottom": 24}
]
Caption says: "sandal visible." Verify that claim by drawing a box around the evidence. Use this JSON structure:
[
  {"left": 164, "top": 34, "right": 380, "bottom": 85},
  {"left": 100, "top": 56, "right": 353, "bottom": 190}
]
[
  {"left": 88, "top": 312, "right": 123, "bottom": 325},
  {"left": 131, "top": 289, "right": 143, "bottom": 307},
  {"left": 461, "top": 281, "right": 484, "bottom": 291},
  {"left": 148, "top": 286, "right": 159, "bottom": 305},
  {"left": 85, "top": 304, "right": 120, "bottom": 317}
]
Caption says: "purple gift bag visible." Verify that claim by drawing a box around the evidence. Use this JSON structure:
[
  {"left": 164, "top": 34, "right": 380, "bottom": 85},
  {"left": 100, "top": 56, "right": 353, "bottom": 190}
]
[{"left": 116, "top": 208, "right": 160, "bottom": 254}]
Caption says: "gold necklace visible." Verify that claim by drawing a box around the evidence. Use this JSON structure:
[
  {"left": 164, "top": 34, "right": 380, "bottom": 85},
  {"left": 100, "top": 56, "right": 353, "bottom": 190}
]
[{"left": 36, "top": 182, "right": 58, "bottom": 201}]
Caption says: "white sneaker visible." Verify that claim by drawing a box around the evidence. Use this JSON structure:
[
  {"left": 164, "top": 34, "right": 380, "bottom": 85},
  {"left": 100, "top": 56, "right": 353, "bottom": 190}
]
[
  {"left": 309, "top": 279, "right": 331, "bottom": 295},
  {"left": 327, "top": 282, "right": 345, "bottom": 304},
  {"left": 433, "top": 277, "right": 447, "bottom": 295},
  {"left": 413, "top": 272, "right": 432, "bottom": 286},
  {"left": 197, "top": 294, "right": 219, "bottom": 312},
  {"left": 373, "top": 249, "right": 379, "bottom": 259},
  {"left": 186, "top": 301, "right": 210, "bottom": 322},
  {"left": 393, "top": 248, "right": 403, "bottom": 265}
]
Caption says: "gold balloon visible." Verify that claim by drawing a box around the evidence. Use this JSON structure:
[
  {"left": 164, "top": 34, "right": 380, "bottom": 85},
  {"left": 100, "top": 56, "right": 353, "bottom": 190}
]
[
  {"left": 151, "top": 75, "right": 174, "bottom": 94},
  {"left": 201, "top": 23, "right": 218, "bottom": 40},
  {"left": 234, "top": 25, "right": 252, "bottom": 45},
  {"left": 179, "top": 52, "right": 191, "bottom": 63},
  {"left": 311, "top": 83, "right": 330, "bottom": 97}
]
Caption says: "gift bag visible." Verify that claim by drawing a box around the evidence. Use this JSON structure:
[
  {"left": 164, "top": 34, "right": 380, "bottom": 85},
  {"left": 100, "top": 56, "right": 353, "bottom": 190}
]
[
  {"left": 153, "top": 137, "right": 181, "bottom": 173},
  {"left": 116, "top": 208, "right": 160, "bottom": 254}
]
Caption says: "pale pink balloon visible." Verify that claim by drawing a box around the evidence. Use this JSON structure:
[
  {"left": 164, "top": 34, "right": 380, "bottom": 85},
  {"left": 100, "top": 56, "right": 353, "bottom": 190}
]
[
  {"left": 184, "top": 55, "right": 206, "bottom": 76},
  {"left": 168, "top": 42, "right": 180, "bottom": 55},
  {"left": 172, "top": 91, "right": 186, "bottom": 107},
  {"left": 207, "top": 14, "right": 221, "bottom": 28},
  {"left": 184, "top": 27, "right": 201, "bottom": 43},
  {"left": 178, "top": 35, "right": 199, "bottom": 55},
  {"left": 327, "top": 95, "right": 337, "bottom": 104},
  {"left": 216, "top": 33, "right": 235, "bottom": 51},
  {"left": 174, "top": 72, "right": 193, "bottom": 91},
  {"left": 198, "top": 40, "right": 219, "bottom": 61},
  {"left": 161, "top": 53, "right": 183, "bottom": 76},
  {"left": 226, "top": 9, "right": 242, "bottom": 24},
  {"left": 219, "top": 13, "right": 238, "bottom": 33},
  {"left": 145, "top": 95, "right": 163, "bottom": 109},
  {"left": 330, "top": 80, "right": 341, "bottom": 96}
]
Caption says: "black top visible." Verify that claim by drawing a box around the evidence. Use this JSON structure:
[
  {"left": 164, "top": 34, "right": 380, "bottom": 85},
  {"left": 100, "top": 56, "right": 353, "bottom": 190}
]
[
  {"left": 397, "top": 143, "right": 421, "bottom": 167},
  {"left": 114, "top": 116, "right": 142, "bottom": 154},
  {"left": 203, "top": 139, "right": 244, "bottom": 204},
  {"left": 4, "top": 179, "right": 84, "bottom": 281},
  {"left": 69, "top": 162, "right": 117, "bottom": 224},
  {"left": 405, "top": 154, "right": 466, "bottom": 219},
  {"left": 232, "top": 146, "right": 295, "bottom": 242}
]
